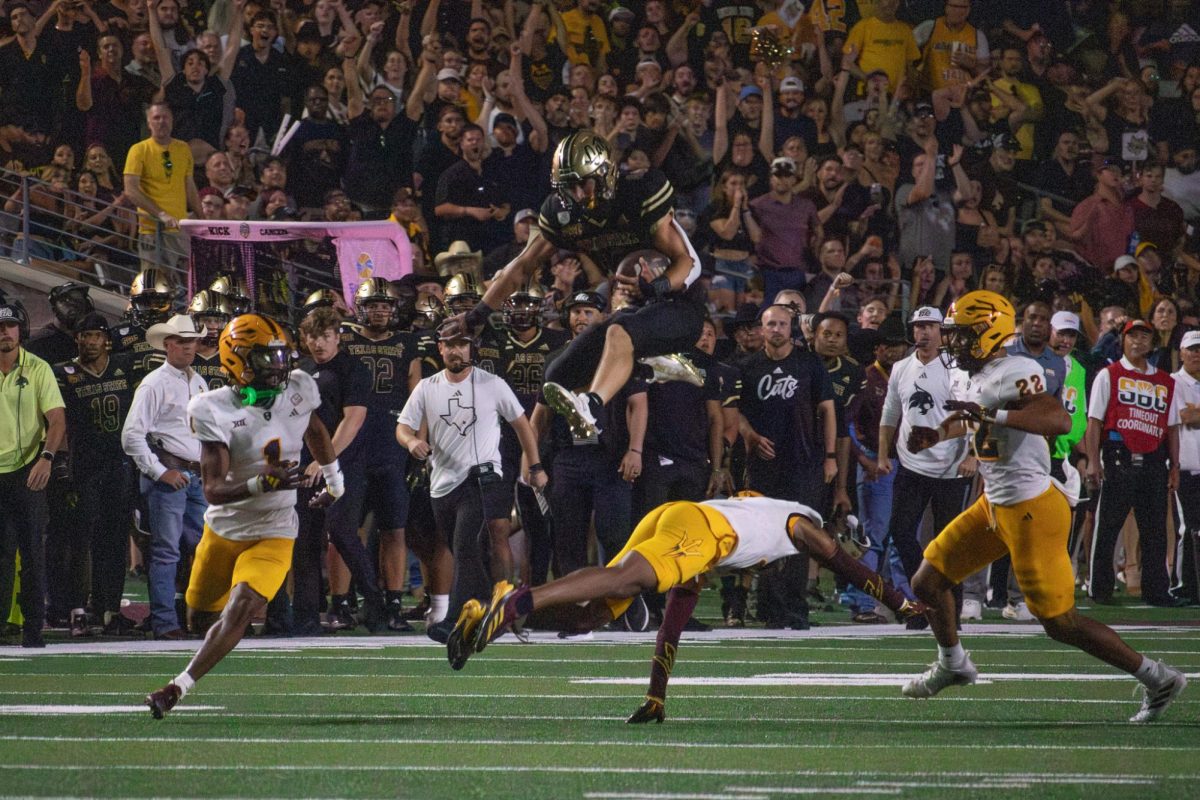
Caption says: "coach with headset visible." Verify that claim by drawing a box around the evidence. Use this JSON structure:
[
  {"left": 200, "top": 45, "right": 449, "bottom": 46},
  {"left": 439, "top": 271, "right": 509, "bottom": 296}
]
[
  {"left": 397, "top": 323, "right": 547, "bottom": 641},
  {"left": 0, "top": 301, "right": 66, "bottom": 648}
]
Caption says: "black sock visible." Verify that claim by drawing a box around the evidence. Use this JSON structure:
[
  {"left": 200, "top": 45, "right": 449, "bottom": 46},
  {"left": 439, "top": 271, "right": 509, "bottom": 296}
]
[
  {"left": 585, "top": 392, "right": 603, "bottom": 410},
  {"left": 386, "top": 590, "right": 404, "bottom": 606},
  {"left": 514, "top": 587, "right": 535, "bottom": 617},
  {"left": 331, "top": 593, "right": 350, "bottom": 607}
]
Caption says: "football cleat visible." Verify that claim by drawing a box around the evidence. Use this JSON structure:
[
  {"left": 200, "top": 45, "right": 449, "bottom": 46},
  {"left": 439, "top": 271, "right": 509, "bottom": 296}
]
[
  {"left": 902, "top": 654, "right": 978, "bottom": 699},
  {"left": 146, "top": 683, "right": 182, "bottom": 719},
  {"left": 1001, "top": 601, "right": 1035, "bottom": 621},
  {"left": 446, "top": 599, "right": 485, "bottom": 670},
  {"left": 542, "top": 383, "right": 600, "bottom": 438},
  {"left": 627, "top": 696, "right": 665, "bottom": 724},
  {"left": 327, "top": 601, "right": 357, "bottom": 632},
  {"left": 69, "top": 608, "right": 92, "bottom": 638},
  {"left": 640, "top": 354, "right": 704, "bottom": 387},
  {"left": 897, "top": 598, "right": 929, "bottom": 624},
  {"left": 388, "top": 601, "right": 415, "bottom": 632},
  {"left": 1130, "top": 663, "right": 1187, "bottom": 723},
  {"left": 473, "top": 581, "right": 528, "bottom": 653},
  {"left": 960, "top": 599, "right": 983, "bottom": 621}
]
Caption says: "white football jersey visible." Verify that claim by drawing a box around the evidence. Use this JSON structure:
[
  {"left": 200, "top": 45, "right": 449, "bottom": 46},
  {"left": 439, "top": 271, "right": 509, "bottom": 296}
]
[
  {"left": 188, "top": 370, "right": 321, "bottom": 541},
  {"left": 704, "top": 497, "right": 824, "bottom": 570},
  {"left": 960, "top": 356, "right": 1051, "bottom": 506}
]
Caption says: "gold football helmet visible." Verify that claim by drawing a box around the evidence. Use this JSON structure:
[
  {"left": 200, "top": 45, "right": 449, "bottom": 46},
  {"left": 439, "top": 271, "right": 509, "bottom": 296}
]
[
  {"left": 444, "top": 272, "right": 483, "bottom": 314},
  {"left": 219, "top": 313, "right": 296, "bottom": 404},
  {"left": 413, "top": 291, "right": 446, "bottom": 330},
  {"left": 188, "top": 290, "right": 234, "bottom": 347},
  {"left": 209, "top": 273, "right": 252, "bottom": 315},
  {"left": 502, "top": 278, "right": 546, "bottom": 332},
  {"left": 942, "top": 290, "right": 1016, "bottom": 373},
  {"left": 551, "top": 131, "right": 617, "bottom": 211},
  {"left": 129, "top": 268, "right": 176, "bottom": 326}
]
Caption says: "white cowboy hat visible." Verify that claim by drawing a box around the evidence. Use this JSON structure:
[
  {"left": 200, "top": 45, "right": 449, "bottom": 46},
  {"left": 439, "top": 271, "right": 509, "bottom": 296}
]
[
  {"left": 146, "top": 313, "right": 204, "bottom": 350},
  {"left": 434, "top": 240, "right": 483, "bottom": 273}
]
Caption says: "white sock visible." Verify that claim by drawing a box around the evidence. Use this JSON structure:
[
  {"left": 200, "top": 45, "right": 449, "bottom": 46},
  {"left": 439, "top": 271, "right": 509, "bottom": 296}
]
[
  {"left": 938, "top": 643, "right": 966, "bottom": 670},
  {"left": 427, "top": 594, "right": 449, "bottom": 624},
  {"left": 1133, "top": 657, "right": 1161, "bottom": 686},
  {"left": 173, "top": 671, "right": 196, "bottom": 698}
]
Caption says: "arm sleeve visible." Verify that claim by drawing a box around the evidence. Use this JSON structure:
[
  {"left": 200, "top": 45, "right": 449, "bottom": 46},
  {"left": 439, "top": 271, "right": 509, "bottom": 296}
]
[{"left": 121, "top": 378, "right": 168, "bottom": 479}]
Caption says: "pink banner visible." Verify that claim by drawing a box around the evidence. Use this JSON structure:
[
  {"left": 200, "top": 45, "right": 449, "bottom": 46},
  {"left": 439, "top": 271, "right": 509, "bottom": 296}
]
[{"left": 181, "top": 220, "right": 413, "bottom": 305}]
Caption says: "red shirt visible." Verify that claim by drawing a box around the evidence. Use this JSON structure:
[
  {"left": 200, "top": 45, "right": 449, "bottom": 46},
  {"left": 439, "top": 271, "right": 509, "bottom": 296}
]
[
  {"left": 1070, "top": 193, "right": 1135, "bottom": 274},
  {"left": 1128, "top": 194, "right": 1186, "bottom": 250},
  {"left": 1101, "top": 360, "right": 1175, "bottom": 454}
]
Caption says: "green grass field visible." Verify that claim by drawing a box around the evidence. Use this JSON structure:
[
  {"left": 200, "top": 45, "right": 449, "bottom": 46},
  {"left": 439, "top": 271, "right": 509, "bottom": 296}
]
[{"left": 1, "top": 594, "right": 1198, "bottom": 800}]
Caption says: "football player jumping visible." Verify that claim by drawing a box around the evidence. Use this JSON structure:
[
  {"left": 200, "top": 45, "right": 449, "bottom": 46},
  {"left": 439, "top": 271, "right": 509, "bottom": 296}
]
[
  {"left": 448, "top": 493, "right": 925, "bottom": 722},
  {"left": 146, "top": 315, "right": 345, "bottom": 718},
  {"left": 902, "top": 291, "right": 1186, "bottom": 723},
  {"left": 444, "top": 132, "right": 707, "bottom": 438}
]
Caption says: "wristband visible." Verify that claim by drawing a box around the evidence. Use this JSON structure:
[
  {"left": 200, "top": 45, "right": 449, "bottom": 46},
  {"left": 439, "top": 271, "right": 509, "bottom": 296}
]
[
  {"left": 529, "top": 463, "right": 544, "bottom": 473},
  {"left": 40, "top": 450, "right": 54, "bottom": 462},
  {"left": 465, "top": 300, "right": 495, "bottom": 330},
  {"left": 246, "top": 475, "right": 264, "bottom": 496},
  {"left": 993, "top": 409, "right": 1009, "bottom": 426},
  {"left": 321, "top": 460, "right": 345, "bottom": 499}
]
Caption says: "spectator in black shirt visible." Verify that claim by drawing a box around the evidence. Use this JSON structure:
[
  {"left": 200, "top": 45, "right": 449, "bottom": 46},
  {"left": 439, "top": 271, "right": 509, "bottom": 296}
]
[
  {"left": 342, "top": 79, "right": 419, "bottom": 216},
  {"left": 285, "top": 84, "right": 347, "bottom": 210},
  {"left": 1034, "top": 129, "right": 1094, "bottom": 236},
  {"left": 151, "top": 0, "right": 239, "bottom": 150},
  {"left": 0, "top": 4, "right": 62, "bottom": 132},
  {"left": 434, "top": 123, "right": 509, "bottom": 252},
  {"left": 415, "top": 104, "right": 465, "bottom": 233},
  {"left": 231, "top": 12, "right": 295, "bottom": 143}
]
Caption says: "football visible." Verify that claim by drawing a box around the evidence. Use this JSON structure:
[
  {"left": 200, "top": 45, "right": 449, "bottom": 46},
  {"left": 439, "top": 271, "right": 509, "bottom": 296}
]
[{"left": 615, "top": 249, "right": 670, "bottom": 284}]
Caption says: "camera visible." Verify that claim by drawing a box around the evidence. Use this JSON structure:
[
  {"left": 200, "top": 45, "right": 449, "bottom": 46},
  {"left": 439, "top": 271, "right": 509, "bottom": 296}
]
[{"left": 469, "top": 463, "right": 501, "bottom": 485}]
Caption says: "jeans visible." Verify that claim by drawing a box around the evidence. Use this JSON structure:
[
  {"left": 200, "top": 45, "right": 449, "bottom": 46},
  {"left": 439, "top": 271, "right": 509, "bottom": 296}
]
[
  {"left": 845, "top": 457, "right": 914, "bottom": 611},
  {"left": 141, "top": 473, "right": 206, "bottom": 633}
]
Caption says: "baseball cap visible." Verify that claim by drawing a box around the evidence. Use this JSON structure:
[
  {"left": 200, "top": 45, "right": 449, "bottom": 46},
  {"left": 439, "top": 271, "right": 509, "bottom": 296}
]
[
  {"left": 1122, "top": 319, "right": 1153, "bottom": 337},
  {"left": 565, "top": 290, "right": 605, "bottom": 311},
  {"left": 779, "top": 76, "right": 805, "bottom": 94},
  {"left": 738, "top": 85, "right": 763, "bottom": 102},
  {"left": 1050, "top": 311, "right": 1081, "bottom": 333},
  {"left": 771, "top": 156, "right": 797, "bottom": 175},
  {"left": 909, "top": 306, "right": 943, "bottom": 325},
  {"left": 1135, "top": 241, "right": 1159, "bottom": 258},
  {"left": 513, "top": 208, "right": 536, "bottom": 224},
  {"left": 1182, "top": 330, "right": 1200, "bottom": 350},
  {"left": 1095, "top": 156, "right": 1122, "bottom": 173},
  {"left": 608, "top": 6, "right": 635, "bottom": 22},
  {"left": 492, "top": 112, "right": 517, "bottom": 130},
  {"left": 437, "top": 67, "right": 462, "bottom": 82},
  {"left": 913, "top": 101, "right": 934, "bottom": 118},
  {"left": 1114, "top": 255, "right": 1138, "bottom": 272}
]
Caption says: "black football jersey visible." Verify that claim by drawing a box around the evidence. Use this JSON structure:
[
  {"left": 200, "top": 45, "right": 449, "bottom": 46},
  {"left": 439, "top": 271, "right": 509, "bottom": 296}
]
[
  {"left": 501, "top": 327, "right": 569, "bottom": 412},
  {"left": 54, "top": 354, "right": 137, "bottom": 469},
  {"left": 537, "top": 170, "right": 674, "bottom": 273},
  {"left": 340, "top": 324, "right": 417, "bottom": 459},
  {"left": 192, "top": 350, "right": 228, "bottom": 390},
  {"left": 475, "top": 321, "right": 506, "bottom": 376},
  {"left": 109, "top": 322, "right": 163, "bottom": 383}
]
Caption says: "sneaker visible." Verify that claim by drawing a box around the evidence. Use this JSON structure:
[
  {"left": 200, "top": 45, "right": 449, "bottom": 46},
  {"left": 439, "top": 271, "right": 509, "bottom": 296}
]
[
  {"left": 69, "top": 608, "right": 92, "bottom": 638},
  {"left": 1002, "top": 601, "right": 1035, "bottom": 621},
  {"left": 327, "top": 602, "right": 357, "bottom": 632},
  {"left": 620, "top": 594, "right": 651, "bottom": 632},
  {"left": 446, "top": 599, "right": 486, "bottom": 670},
  {"left": 388, "top": 602, "right": 415, "bottom": 632},
  {"left": 626, "top": 696, "right": 666, "bottom": 724},
  {"left": 473, "top": 580, "right": 528, "bottom": 653},
  {"left": 1130, "top": 663, "right": 1187, "bottom": 723},
  {"left": 145, "top": 683, "right": 182, "bottom": 719},
  {"left": 960, "top": 599, "right": 983, "bottom": 621},
  {"left": 542, "top": 383, "right": 601, "bottom": 438},
  {"left": 101, "top": 613, "right": 143, "bottom": 637},
  {"left": 639, "top": 354, "right": 705, "bottom": 387},
  {"left": 902, "top": 654, "right": 979, "bottom": 699}
]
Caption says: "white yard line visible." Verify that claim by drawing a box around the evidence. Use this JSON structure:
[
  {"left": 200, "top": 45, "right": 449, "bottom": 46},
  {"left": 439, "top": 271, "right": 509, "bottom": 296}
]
[{"left": 0, "top": 735, "right": 1195, "bottom": 752}]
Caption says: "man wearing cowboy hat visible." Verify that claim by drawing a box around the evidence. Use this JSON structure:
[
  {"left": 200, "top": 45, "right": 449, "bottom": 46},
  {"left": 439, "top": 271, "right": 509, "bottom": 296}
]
[
  {"left": 434, "top": 240, "right": 484, "bottom": 278},
  {"left": 121, "top": 314, "right": 209, "bottom": 639}
]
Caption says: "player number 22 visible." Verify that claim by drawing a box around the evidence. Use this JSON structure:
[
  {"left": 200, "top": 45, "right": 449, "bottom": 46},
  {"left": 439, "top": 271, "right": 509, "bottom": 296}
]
[{"left": 1015, "top": 375, "right": 1044, "bottom": 396}]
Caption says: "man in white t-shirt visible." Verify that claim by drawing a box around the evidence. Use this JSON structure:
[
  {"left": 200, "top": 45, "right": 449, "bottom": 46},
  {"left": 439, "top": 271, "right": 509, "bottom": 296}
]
[
  {"left": 396, "top": 325, "right": 546, "bottom": 651},
  {"left": 447, "top": 492, "right": 924, "bottom": 721}
]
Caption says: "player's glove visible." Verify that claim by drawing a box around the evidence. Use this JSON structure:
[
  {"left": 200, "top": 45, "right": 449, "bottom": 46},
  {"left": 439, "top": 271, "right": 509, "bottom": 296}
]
[
  {"left": 248, "top": 462, "right": 303, "bottom": 495},
  {"left": 627, "top": 696, "right": 665, "bottom": 724},
  {"left": 320, "top": 460, "right": 345, "bottom": 499},
  {"left": 943, "top": 400, "right": 993, "bottom": 424}
]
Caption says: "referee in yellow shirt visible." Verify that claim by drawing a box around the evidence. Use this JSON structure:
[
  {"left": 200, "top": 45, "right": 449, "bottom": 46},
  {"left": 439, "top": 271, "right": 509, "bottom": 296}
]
[{"left": 0, "top": 300, "right": 66, "bottom": 648}]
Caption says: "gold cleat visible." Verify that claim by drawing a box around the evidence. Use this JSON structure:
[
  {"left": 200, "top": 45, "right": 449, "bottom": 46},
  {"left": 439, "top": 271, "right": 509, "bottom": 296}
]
[
  {"left": 543, "top": 383, "right": 600, "bottom": 438},
  {"left": 474, "top": 580, "right": 529, "bottom": 653},
  {"left": 446, "top": 599, "right": 486, "bottom": 671},
  {"left": 640, "top": 354, "right": 705, "bottom": 387}
]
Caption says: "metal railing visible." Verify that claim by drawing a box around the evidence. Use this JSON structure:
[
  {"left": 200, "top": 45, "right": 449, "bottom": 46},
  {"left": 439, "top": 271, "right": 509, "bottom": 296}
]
[{"left": 0, "top": 167, "right": 342, "bottom": 319}]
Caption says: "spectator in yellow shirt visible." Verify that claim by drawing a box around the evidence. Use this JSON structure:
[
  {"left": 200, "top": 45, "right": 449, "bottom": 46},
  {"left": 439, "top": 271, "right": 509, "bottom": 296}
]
[
  {"left": 914, "top": 0, "right": 990, "bottom": 92},
  {"left": 842, "top": 0, "right": 919, "bottom": 92},
  {"left": 547, "top": 0, "right": 610, "bottom": 71},
  {"left": 992, "top": 44, "right": 1044, "bottom": 163}
]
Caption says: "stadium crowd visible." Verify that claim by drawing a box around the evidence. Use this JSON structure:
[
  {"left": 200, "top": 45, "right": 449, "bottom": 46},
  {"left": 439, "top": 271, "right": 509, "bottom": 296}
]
[{"left": 2, "top": 0, "right": 1200, "bottom": 647}]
